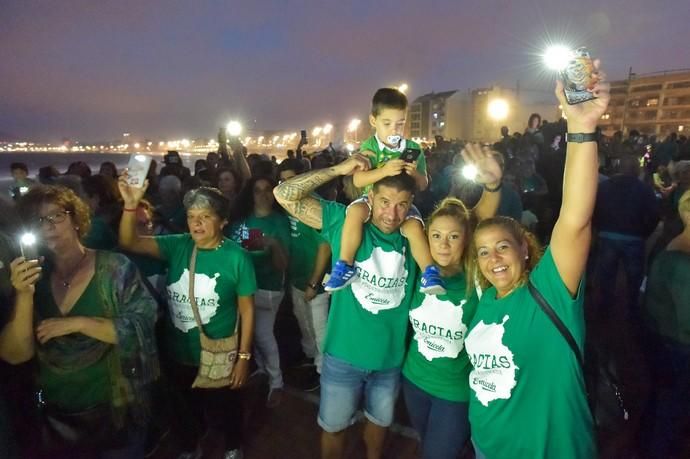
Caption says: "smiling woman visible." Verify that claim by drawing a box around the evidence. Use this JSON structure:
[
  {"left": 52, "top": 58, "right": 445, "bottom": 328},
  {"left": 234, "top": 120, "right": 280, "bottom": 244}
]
[{"left": 463, "top": 62, "right": 611, "bottom": 459}]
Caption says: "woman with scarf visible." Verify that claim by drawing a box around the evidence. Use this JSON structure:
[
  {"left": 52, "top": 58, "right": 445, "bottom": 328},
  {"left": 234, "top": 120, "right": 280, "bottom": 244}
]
[{"left": 1, "top": 185, "right": 158, "bottom": 458}]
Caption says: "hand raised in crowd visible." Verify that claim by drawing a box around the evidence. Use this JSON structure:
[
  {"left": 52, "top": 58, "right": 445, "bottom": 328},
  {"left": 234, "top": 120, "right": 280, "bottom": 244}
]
[
  {"left": 381, "top": 158, "right": 406, "bottom": 177},
  {"left": 557, "top": 59, "right": 610, "bottom": 132},
  {"left": 461, "top": 143, "right": 503, "bottom": 186},
  {"left": 117, "top": 170, "right": 149, "bottom": 208},
  {"left": 35, "top": 317, "right": 84, "bottom": 344},
  {"left": 9, "top": 257, "right": 42, "bottom": 295},
  {"left": 334, "top": 153, "right": 371, "bottom": 176}
]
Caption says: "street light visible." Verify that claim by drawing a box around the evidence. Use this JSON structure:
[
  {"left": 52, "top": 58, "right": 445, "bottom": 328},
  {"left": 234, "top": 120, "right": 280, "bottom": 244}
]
[
  {"left": 487, "top": 99, "right": 509, "bottom": 121},
  {"left": 227, "top": 120, "right": 242, "bottom": 137},
  {"left": 348, "top": 118, "right": 361, "bottom": 142},
  {"left": 322, "top": 123, "right": 333, "bottom": 135},
  {"left": 398, "top": 83, "right": 409, "bottom": 94},
  {"left": 312, "top": 126, "right": 322, "bottom": 137}
]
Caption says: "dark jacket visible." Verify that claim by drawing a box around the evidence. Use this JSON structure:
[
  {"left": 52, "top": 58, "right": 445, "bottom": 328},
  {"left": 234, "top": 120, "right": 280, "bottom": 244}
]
[{"left": 593, "top": 174, "right": 660, "bottom": 238}]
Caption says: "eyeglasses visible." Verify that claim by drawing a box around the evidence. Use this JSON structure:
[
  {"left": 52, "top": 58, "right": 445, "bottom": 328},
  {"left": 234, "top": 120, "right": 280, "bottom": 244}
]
[{"left": 37, "top": 210, "right": 72, "bottom": 226}]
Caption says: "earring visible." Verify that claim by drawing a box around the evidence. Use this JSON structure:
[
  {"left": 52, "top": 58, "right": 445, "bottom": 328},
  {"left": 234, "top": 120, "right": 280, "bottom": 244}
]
[{"left": 524, "top": 255, "right": 529, "bottom": 260}]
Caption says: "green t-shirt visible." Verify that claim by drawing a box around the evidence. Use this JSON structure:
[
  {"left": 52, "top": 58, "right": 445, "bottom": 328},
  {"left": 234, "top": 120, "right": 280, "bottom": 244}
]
[
  {"left": 359, "top": 136, "right": 427, "bottom": 193},
  {"left": 156, "top": 234, "right": 256, "bottom": 365},
  {"left": 320, "top": 200, "right": 417, "bottom": 370},
  {"left": 644, "top": 250, "right": 690, "bottom": 345},
  {"left": 287, "top": 215, "right": 328, "bottom": 291},
  {"left": 227, "top": 212, "right": 290, "bottom": 292},
  {"left": 402, "top": 272, "right": 478, "bottom": 402},
  {"left": 35, "top": 262, "right": 111, "bottom": 410},
  {"left": 360, "top": 135, "right": 427, "bottom": 173},
  {"left": 464, "top": 247, "right": 594, "bottom": 459}
]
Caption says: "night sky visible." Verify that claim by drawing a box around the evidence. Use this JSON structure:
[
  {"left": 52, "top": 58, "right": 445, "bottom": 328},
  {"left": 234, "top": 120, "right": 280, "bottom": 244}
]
[{"left": 2, "top": 0, "right": 688, "bottom": 142}]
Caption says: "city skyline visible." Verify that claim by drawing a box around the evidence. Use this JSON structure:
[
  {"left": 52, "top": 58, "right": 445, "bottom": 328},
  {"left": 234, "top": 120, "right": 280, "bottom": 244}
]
[{"left": 2, "top": 0, "right": 688, "bottom": 142}]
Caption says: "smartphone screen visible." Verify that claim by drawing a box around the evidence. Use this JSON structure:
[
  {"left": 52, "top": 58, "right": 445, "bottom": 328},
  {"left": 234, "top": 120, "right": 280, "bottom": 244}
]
[{"left": 126, "top": 154, "right": 153, "bottom": 188}]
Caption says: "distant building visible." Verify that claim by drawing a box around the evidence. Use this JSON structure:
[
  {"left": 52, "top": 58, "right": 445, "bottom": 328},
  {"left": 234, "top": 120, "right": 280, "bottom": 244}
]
[
  {"left": 408, "top": 91, "right": 458, "bottom": 140},
  {"left": 599, "top": 68, "right": 690, "bottom": 137},
  {"left": 410, "top": 86, "right": 557, "bottom": 142}
]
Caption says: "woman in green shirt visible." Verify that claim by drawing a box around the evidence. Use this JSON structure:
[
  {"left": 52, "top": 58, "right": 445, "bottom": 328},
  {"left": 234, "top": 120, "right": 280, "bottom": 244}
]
[
  {"left": 401, "top": 141, "right": 503, "bottom": 459},
  {"left": 119, "top": 180, "right": 256, "bottom": 459},
  {"left": 465, "top": 67, "right": 610, "bottom": 459},
  {"left": 2, "top": 185, "right": 158, "bottom": 457},
  {"left": 401, "top": 198, "right": 478, "bottom": 459},
  {"left": 228, "top": 175, "right": 290, "bottom": 407}
]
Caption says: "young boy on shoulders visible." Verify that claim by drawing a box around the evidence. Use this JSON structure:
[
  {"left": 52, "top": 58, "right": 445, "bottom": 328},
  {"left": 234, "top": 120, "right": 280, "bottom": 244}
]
[{"left": 324, "top": 87, "right": 445, "bottom": 295}]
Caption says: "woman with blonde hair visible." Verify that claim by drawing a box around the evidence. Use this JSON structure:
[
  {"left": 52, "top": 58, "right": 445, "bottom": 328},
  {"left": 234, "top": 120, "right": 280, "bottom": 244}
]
[
  {"left": 464, "top": 63, "right": 610, "bottom": 458},
  {"left": 402, "top": 143, "right": 503, "bottom": 459}
]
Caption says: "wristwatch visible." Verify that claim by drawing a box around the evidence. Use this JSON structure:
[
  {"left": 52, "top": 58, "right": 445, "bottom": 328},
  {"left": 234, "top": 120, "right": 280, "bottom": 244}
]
[
  {"left": 238, "top": 352, "right": 252, "bottom": 361},
  {"left": 565, "top": 132, "right": 598, "bottom": 143}
]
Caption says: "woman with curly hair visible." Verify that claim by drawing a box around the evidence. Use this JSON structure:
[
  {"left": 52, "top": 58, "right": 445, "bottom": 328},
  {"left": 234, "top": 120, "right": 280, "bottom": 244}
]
[{"left": 1, "top": 185, "right": 158, "bottom": 458}]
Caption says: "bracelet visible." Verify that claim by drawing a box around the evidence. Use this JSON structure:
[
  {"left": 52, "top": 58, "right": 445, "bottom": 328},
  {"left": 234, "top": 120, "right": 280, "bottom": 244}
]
[
  {"left": 238, "top": 352, "right": 252, "bottom": 360},
  {"left": 565, "top": 132, "right": 598, "bottom": 143},
  {"left": 483, "top": 181, "right": 503, "bottom": 192},
  {"left": 123, "top": 207, "right": 138, "bottom": 212}
]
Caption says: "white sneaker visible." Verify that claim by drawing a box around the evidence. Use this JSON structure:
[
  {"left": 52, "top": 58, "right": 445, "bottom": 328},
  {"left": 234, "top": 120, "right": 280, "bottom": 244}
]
[{"left": 223, "top": 448, "right": 244, "bottom": 459}]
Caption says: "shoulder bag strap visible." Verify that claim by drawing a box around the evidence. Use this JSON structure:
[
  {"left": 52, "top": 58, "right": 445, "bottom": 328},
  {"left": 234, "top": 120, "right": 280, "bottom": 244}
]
[
  {"left": 527, "top": 281, "right": 585, "bottom": 369},
  {"left": 187, "top": 245, "right": 240, "bottom": 337},
  {"left": 187, "top": 246, "right": 207, "bottom": 337}
]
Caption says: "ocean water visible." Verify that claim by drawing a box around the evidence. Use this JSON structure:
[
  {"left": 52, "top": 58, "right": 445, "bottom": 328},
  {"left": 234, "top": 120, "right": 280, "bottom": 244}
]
[{"left": 0, "top": 151, "right": 206, "bottom": 190}]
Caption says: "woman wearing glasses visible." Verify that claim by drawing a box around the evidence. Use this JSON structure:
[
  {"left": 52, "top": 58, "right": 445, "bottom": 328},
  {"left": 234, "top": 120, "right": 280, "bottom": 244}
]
[{"left": 0, "top": 185, "right": 158, "bottom": 458}]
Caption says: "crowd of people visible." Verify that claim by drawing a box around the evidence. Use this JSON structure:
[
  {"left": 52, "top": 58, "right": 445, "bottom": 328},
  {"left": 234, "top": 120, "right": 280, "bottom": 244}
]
[{"left": 0, "top": 59, "right": 689, "bottom": 459}]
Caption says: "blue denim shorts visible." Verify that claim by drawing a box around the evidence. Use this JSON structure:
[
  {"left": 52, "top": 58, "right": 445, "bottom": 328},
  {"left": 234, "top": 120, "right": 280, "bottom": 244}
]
[{"left": 317, "top": 353, "right": 401, "bottom": 433}]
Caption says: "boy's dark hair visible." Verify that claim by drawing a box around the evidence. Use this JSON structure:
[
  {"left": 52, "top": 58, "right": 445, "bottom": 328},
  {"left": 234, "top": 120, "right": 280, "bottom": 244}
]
[
  {"left": 10, "top": 162, "right": 28, "bottom": 173},
  {"left": 371, "top": 88, "right": 408, "bottom": 116},
  {"left": 372, "top": 172, "right": 416, "bottom": 194}
]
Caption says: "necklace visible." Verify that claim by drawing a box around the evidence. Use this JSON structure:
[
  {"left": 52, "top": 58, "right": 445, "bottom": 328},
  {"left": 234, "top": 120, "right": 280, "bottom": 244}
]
[{"left": 56, "top": 250, "right": 89, "bottom": 288}]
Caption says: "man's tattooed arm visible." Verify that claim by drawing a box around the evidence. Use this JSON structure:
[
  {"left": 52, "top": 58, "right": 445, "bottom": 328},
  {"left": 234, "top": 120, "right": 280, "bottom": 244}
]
[{"left": 274, "top": 154, "right": 371, "bottom": 230}]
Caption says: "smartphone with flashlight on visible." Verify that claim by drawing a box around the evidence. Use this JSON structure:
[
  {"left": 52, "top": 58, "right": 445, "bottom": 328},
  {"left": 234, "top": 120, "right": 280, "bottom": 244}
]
[
  {"left": 560, "top": 47, "right": 597, "bottom": 105},
  {"left": 401, "top": 148, "right": 421, "bottom": 163},
  {"left": 19, "top": 232, "right": 39, "bottom": 261},
  {"left": 126, "top": 154, "right": 153, "bottom": 188}
]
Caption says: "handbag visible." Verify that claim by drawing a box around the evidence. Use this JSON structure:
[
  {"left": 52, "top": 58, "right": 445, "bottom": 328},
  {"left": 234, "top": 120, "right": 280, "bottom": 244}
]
[
  {"left": 188, "top": 246, "right": 239, "bottom": 389},
  {"left": 527, "top": 281, "right": 629, "bottom": 434}
]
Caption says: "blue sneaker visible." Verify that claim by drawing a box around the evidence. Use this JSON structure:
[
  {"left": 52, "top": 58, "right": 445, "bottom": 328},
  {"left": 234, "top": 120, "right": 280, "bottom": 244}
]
[
  {"left": 324, "top": 260, "right": 356, "bottom": 292},
  {"left": 419, "top": 265, "right": 446, "bottom": 295}
]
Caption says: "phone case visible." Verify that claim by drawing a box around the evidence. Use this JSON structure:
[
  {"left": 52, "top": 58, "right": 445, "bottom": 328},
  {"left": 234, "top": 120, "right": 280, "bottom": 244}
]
[
  {"left": 126, "top": 154, "right": 153, "bottom": 188},
  {"left": 561, "top": 47, "right": 597, "bottom": 105}
]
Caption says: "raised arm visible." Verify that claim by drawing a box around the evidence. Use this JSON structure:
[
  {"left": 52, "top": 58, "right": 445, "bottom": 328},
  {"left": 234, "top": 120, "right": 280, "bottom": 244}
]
[
  {"left": 274, "top": 154, "right": 370, "bottom": 229},
  {"left": 551, "top": 61, "right": 610, "bottom": 295},
  {"left": 117, "top": 173, "right": 162, "bottom": 259},
  {"left": 460, "top": 143, "right": 503, "bottom": 221}
]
